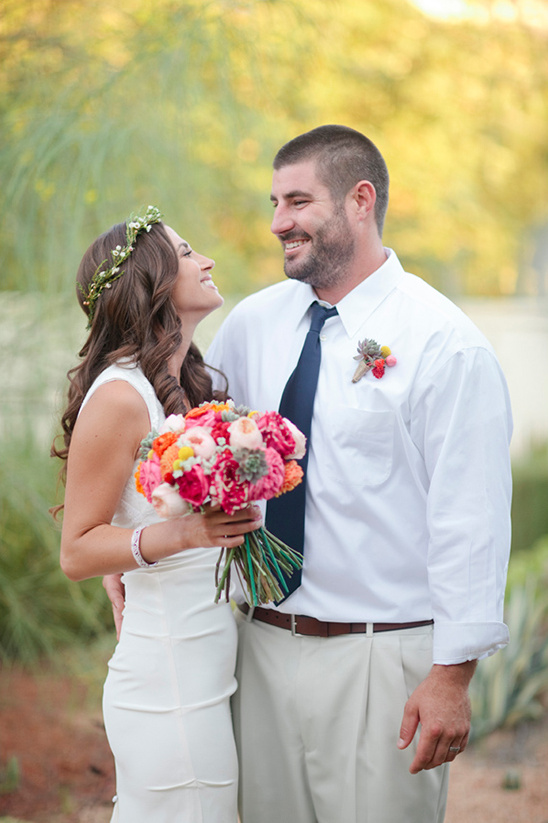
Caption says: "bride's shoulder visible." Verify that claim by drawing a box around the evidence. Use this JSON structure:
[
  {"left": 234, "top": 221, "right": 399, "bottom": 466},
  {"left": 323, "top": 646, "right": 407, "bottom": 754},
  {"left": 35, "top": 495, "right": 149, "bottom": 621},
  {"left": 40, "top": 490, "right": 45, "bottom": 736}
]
[{"left": 78, "top": 378, "right": 148, "bottom": 430}]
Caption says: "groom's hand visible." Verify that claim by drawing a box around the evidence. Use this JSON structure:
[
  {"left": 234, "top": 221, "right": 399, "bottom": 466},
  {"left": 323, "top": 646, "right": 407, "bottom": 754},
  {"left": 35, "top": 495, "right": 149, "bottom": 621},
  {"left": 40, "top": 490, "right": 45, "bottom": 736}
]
[
  {"left": 397, "top": 660, "right": 477, "bottom": 773},
  {"left": 103, "top": 573, "right": 126, "bottom": 640}
]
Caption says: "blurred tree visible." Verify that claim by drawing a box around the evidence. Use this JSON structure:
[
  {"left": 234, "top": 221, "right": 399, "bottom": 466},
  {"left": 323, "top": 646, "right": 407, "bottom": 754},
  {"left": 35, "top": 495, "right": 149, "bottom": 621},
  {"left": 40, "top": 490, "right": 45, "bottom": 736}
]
[{"left": 1, "top": 0, "right": 547, "bottom": 297}]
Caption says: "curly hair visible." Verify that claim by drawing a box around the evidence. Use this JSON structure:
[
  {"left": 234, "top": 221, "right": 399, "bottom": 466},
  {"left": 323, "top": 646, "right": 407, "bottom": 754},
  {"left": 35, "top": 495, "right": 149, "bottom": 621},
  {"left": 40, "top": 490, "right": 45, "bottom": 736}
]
[{"left": 51, "top": 220, "right": 226, "bottom": 485}]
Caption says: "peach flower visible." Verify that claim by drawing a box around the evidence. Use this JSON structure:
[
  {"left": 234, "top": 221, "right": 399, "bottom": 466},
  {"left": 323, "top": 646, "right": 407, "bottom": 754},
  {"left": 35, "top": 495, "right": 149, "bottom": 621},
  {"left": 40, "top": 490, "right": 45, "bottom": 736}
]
[
  {"left": 181, "top": 426, "right": 217, "bottom": 459},
  {"left": 229, "top": 416, "right": 264, "bottom": 451},
  {"left": 151, "top": 482, "right": 191, "bottom": 518}
]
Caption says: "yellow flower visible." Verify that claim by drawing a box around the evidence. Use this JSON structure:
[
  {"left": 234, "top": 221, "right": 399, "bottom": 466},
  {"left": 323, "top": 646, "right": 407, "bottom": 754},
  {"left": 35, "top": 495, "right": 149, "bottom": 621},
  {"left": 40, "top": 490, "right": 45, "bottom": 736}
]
[
  {"left": 381, "top": 345, "right": 391, "bottom": 357},
  {"left": 178, "top": 446, "right": 194, "bottom": 461}
]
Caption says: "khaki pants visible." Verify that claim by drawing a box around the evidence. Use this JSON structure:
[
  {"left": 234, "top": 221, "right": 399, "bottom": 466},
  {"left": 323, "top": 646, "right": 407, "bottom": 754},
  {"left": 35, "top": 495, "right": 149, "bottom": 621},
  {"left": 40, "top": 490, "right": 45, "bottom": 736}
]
[{"left": 232, "top": 614, "right": 449, "bottom": 823}]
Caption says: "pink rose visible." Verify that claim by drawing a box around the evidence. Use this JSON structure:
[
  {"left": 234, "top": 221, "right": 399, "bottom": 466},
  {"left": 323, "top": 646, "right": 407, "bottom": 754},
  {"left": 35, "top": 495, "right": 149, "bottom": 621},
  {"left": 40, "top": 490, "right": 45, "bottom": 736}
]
[
  {"left": 138, "top": 453, "right": 162, "bottom": 503},
  {"left": 151, "top": 482, "right": 191, "bottom": 518},
  {"left": 283, "top": 418, "right": 306, "bottom": 460},
  {"left": 158, "top": 414, "right": 186, "bottom": 435},
  {"left": 385, "top": 355, "right": 397, "bottom": 367},
  {"left": 210, "top": 449, "right": 250, "bottom": 514},
  {"left": 256, "top": 411, "right": 296, "bottom": 458},
  {"left": 175, "top": 464, "right": 210, "bottom": 507},
  {"left": 248, "top": 447, "right": 286, "bottom": 501},
  {"left": 181, "top": 426, "right": 217, "bottom": 459},
  {"left": 229, "top": 416, "right": 264, "bottom": 451}
]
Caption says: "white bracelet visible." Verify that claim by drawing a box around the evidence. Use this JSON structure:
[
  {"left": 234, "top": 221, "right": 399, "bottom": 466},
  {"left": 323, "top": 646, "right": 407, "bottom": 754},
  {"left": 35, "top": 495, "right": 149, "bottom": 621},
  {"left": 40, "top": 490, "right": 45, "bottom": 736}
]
[{"left": 130, "top": 527, "right": 158, "bottom": 568}]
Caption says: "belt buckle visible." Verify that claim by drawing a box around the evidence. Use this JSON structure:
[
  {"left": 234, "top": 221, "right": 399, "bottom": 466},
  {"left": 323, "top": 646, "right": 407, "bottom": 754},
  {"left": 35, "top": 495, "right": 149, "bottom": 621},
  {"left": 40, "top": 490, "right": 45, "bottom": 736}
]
[{"left": 290, "top": 614, "right": 304, "bottom": 637}]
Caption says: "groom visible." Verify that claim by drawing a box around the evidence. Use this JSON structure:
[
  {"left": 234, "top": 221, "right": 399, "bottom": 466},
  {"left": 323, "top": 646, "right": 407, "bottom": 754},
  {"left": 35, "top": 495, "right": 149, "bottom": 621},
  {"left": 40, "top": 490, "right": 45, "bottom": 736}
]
[{"left": 107, "top": 125, "right": 512, "bottom": 822}]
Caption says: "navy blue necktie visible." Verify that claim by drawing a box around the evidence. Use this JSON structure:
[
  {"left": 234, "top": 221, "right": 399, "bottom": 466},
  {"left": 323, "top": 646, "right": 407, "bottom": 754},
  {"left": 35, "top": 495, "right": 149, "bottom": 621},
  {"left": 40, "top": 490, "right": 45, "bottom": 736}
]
[{"left": 266, "top": 302, "right": 338, "bottom": 600}]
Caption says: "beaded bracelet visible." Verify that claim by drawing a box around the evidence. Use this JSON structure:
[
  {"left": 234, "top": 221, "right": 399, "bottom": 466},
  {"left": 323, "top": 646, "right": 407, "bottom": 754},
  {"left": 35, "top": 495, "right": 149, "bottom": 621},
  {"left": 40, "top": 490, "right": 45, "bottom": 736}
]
[{"left": 130, "top": 527, "right": 158, "bottom": 569}]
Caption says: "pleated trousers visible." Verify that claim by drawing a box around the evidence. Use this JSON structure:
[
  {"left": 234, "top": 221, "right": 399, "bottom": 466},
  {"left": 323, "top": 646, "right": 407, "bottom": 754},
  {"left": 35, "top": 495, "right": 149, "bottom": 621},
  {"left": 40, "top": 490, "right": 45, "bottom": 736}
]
[{"left": 232, "top": 614, "right": 449, "bottom": 823}]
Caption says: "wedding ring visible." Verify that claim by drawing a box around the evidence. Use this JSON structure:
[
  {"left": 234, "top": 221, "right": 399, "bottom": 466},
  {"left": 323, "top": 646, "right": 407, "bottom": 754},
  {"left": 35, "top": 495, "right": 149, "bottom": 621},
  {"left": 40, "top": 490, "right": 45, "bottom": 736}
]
[{"left": 449, "top": 746, "right": 461, "bottom": 753}]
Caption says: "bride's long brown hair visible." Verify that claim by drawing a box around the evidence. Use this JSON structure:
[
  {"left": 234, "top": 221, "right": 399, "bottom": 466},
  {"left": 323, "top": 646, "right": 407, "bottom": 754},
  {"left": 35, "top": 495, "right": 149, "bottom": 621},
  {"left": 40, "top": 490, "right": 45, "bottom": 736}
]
[{"left": 51, "top": 219, "right": 226, "bottom": 485}]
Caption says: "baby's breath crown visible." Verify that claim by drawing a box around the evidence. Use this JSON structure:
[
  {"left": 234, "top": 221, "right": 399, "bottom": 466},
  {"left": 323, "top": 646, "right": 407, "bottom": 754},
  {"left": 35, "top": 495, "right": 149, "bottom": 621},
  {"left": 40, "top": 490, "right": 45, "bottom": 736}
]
[{"left": 81, "top": 205, "right": 163, "bottom": 328}]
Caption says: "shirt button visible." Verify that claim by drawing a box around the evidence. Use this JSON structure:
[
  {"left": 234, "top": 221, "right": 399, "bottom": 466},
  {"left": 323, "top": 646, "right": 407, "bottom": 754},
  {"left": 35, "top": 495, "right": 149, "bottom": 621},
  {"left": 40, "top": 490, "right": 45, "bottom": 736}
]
[{"left": 320, "top": 334, "right": 327, "bottom": 341}]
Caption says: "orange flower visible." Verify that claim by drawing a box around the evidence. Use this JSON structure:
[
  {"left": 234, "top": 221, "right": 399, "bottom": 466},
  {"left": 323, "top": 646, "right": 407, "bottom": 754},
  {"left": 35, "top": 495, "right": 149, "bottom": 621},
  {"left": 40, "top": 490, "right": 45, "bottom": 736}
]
[
  {"left": 152, "top": 431, "right": 178, "bottom": 457},
  {"left": 185, "top": 401, "right": 230, "bottom": 419},
  {"left": 135, "top": 465, "right": 145, "bottom": 496},
  {"left": 160, "top": 443, "right": 181, "bottom": 483},
  {"left": 277, "top": 460, "right": 303, "bottom": 496}
]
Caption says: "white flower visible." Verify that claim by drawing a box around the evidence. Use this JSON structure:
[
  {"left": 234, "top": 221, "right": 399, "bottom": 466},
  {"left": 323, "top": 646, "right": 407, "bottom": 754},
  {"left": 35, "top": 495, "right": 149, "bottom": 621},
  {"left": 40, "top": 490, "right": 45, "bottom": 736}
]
[
  {"left": 151, "top": 482, "right": 190, "bottom": 518},
  {"left": 158, "top": 414, "right": 186, "bottom": 435}
]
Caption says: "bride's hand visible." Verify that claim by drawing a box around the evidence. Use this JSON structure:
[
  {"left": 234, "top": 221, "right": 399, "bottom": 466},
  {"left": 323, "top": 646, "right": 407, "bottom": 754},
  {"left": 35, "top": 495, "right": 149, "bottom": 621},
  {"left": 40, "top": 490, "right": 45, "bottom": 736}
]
[
  {"left": 177, "top": 504, "right": 263, "bottom": 550},
  {"left": 103, "top": 573, "right": 126, "bottom": 640}
]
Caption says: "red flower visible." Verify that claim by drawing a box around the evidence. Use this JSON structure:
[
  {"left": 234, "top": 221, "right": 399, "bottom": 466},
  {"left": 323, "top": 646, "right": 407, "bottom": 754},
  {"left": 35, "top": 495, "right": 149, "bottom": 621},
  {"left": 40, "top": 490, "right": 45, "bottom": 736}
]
[
  {"left": 209, "top": 419, "right": 232, "bottom": 443},
  {"left": 210, "top": 449, "right": 250, "bottom": 514},
  {"left": 175, "top": 464, "right": 210, "bottom": 507},
  {"left": 256, "top": 411, "right": 296, "bottom": 457},
  {"left": 372, "top": 358, "right": 385, "bottom": 379}
]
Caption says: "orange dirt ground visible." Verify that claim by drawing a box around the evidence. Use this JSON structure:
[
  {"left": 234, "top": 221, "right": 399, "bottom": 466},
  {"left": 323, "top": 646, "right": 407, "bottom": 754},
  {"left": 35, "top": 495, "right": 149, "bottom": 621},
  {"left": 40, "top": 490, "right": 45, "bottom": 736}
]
[{"left": 0, "top": 664, "right": 547, "bottom": 823}]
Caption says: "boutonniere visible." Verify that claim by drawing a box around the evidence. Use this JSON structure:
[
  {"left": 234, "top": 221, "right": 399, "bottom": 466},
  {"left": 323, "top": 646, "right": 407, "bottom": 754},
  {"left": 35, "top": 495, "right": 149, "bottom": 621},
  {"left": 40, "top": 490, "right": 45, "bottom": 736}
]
[{"left": 352, "top": 338, "right": 397, "bottom": 383}]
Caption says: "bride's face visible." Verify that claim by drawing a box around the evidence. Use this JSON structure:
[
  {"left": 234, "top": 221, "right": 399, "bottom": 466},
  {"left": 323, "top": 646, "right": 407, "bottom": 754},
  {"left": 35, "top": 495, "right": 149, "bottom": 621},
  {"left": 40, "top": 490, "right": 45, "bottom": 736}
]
[{"left": 164, "top": 225, "right": 223, "bottom": 322}]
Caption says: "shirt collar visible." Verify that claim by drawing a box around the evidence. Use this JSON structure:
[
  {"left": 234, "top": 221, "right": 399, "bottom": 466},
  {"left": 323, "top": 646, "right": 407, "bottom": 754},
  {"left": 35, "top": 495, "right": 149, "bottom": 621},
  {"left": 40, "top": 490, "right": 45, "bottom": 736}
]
[
  {"left": 290, "top": 248, "right": 405, "bottom": 337},
  {"left": 336, "top": 249, "right": 405, "bottom": 338}
]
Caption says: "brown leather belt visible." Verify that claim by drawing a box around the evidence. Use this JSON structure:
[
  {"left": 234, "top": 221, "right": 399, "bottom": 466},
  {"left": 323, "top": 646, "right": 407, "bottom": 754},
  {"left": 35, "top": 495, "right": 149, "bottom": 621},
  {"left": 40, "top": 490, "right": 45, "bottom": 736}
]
[{"left": 238, "top": 604, "right": 433, "bottom": 638}]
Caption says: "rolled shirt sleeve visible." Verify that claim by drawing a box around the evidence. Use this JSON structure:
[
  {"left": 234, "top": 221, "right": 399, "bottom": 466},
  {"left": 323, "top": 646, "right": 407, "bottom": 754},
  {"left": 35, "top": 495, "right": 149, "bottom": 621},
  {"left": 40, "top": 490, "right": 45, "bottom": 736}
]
[{"left": 411, "top": 346, "right": 512, "bottom": 663}]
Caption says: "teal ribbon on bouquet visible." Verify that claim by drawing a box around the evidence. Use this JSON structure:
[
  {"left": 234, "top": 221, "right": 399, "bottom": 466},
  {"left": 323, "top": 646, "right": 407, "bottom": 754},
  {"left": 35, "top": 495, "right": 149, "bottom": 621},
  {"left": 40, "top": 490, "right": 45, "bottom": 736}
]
[{"left": 214, "top": 527, "right": 303, "bottom": 605}]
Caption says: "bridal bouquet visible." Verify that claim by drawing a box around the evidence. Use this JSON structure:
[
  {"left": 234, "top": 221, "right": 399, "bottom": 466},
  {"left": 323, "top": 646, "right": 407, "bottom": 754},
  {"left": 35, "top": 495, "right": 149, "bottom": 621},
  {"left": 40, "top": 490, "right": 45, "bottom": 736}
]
[{"left": 135, "top": 400, "right": 305, "bottom": 605}]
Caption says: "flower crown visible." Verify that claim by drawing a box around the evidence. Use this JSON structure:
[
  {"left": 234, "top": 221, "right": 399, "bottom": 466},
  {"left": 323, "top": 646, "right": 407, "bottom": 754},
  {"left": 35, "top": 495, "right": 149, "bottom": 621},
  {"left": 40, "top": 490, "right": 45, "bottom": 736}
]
[{"left": 81, "top": 205, "right": 163, "bottom": 327}]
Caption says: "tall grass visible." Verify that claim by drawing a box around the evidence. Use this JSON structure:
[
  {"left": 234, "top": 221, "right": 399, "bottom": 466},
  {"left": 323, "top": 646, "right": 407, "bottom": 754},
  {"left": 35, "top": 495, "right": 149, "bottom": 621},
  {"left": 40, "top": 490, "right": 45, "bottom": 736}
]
[
  {"left": 0, "top": 293, "right": 105, "bottom": 664},
  {"left": 0, "top": 424, "right": 111, "bottom": 664}
]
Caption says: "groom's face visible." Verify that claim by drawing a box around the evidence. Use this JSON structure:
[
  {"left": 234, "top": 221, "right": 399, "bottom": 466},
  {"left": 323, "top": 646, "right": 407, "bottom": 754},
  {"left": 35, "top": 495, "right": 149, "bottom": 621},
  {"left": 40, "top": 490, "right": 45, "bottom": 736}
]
[{"left": 269, "top": 160, "right": 355, "bottom": 292}]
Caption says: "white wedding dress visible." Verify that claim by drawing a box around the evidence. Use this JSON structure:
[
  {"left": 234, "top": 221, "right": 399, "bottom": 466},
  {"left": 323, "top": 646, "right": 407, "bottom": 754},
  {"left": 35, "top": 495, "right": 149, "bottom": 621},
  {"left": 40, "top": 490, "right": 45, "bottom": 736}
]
[{"left": 81, "top": 363, "right": 238, "bottom": 822}]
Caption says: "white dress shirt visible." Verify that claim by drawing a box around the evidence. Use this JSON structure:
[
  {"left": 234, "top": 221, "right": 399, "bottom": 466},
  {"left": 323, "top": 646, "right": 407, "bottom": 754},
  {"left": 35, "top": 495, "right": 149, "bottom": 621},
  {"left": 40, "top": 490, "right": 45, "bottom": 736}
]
[{"left": 206, "top": 250, "right": 513, "bottom": 665}]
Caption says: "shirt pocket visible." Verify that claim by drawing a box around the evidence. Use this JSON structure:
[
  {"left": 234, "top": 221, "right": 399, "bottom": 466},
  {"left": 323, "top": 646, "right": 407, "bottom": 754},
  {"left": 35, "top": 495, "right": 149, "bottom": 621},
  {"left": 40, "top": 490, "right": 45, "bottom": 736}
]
[{"left": 323, "top": 406, "right": 396, "bottom": 488}]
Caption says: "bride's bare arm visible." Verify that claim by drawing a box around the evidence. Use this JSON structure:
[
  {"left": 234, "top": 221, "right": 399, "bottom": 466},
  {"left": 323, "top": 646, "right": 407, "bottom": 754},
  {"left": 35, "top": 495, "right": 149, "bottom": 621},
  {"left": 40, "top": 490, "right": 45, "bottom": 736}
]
[{"left": 60, "top": 381, "right": 262, "bottom": 582}]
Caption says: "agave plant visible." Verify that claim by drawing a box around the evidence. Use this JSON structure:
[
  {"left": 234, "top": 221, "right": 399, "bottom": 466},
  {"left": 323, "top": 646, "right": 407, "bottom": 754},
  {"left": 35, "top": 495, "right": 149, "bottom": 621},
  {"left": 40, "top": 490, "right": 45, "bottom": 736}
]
[{"left": 470, "top": 575, "right": 548, "bottom": 741}]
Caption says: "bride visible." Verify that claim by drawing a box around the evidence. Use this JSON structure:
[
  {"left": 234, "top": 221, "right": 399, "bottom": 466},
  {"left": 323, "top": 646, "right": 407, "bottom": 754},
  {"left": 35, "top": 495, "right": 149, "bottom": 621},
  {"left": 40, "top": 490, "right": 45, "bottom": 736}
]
[{"left": 52, "top": 206, "right": 261, "bottom": 822}]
